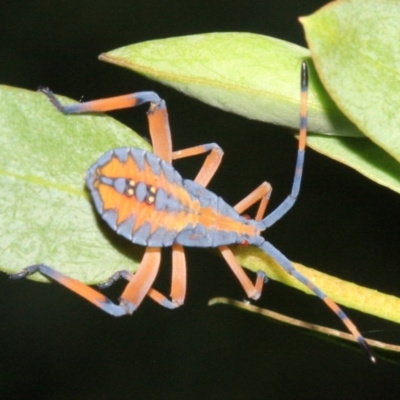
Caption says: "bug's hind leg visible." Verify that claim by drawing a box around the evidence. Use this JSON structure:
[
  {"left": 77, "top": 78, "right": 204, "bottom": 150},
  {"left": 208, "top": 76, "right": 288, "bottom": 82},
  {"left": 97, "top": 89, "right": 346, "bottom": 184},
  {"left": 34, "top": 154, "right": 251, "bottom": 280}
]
[
  {"left": 219, "top": 246, "right": 265, "bottom": 300},
  {"left": 10, "top": 264, "right": 130, "bottom": 317},
  {"left": 10, "top": 247, "right": 167, "bottom": 315},
  {"left": 215, "top": 183, "right": 273, "bottom": 300},
  {"left": 233, "top": 181, "right": 272, "bottom": 221}
]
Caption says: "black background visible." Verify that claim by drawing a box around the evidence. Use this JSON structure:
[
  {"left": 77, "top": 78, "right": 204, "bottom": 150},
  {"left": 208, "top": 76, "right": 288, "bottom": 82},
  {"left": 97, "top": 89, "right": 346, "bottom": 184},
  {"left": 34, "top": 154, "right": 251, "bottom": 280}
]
[{"left": 1, "top": 1, "right": 400, "bottom": 399}]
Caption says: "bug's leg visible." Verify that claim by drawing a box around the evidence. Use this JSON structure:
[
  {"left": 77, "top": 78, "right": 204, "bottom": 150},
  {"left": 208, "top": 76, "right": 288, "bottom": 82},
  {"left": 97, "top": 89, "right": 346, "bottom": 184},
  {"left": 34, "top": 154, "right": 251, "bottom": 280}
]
[
  {"left": 233, "top": 182, "right": 272, "bottom": 221},
  {"left": 170, "top": 244, "right": 187, "bottom": 306},
  {"left": 118, "top": 247, "right": 163, "bottom": 313},
  {"left": 208, "top": 183, "right": 272, "bottom": 300},
  {"left": 172, "top": 143, "right": 224, "bottom": 187},
  {"left": 104, "top": 244, "right": 186, "bottom": 308},
  {"left": 163, "top": 143, "right": 225, "bottom": 305},
  {"left": 98, "top": 270, "right": 178, "bottom": 309},
  {"left": 10, "top": 264, "right": 129, "bottom": 317},
  {"left": 261, "top": 62, "right": 308, "bottom": 229},
  {"left": 40, "top": 89, "right": 179, "bottom": 306},
  {"left": 39, "top": 88, "right": 173, "bottom": 163},
  {"left": 173, "top": 140, "right": 266, "bottom": 299},
  {"left": 254, "top": 238, "right": 375, "bottom": 362},
  {"left": 219, "top": 246, "right": 265, "bottom": 300}
]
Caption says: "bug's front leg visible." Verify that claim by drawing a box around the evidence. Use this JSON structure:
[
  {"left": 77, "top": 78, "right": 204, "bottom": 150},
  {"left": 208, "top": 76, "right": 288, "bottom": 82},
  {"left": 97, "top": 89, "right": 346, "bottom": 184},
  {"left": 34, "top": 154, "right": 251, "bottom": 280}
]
[
  {"left": 10, "top": 264, "right": 130, "bottom": 317},
  {"left": 10, "top": 248, "right": 166, "bottom": 315},
  {"left": 39, "top": 87, "right": 173, "bottom": 163}
]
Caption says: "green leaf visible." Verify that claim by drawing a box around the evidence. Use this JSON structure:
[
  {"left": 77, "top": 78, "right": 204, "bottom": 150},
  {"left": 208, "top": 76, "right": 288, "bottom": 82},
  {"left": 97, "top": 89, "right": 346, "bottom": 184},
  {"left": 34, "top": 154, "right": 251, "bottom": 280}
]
[
  {"left": 0, "top": 85, "right": 150, "bottom": 283},
  {"left": 300, "top": 0, "right": 400, "bottom": 163},
  {"left": 100, "top": 32, "right": 400, "bottom": 194},
  {"left": 100, "top": 33, "right": 362, "bottom": 137}
]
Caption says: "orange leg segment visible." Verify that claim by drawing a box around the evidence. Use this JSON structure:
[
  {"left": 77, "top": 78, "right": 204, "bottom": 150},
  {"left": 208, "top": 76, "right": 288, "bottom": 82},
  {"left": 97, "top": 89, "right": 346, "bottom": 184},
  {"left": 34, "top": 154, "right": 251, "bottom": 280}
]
[
  {"left": 147, "top": 101, "right": 172, "bottom": 163},
  {"left": 173, "top": 143, "right": 223, "bottom": 187},
  {"left": 119, "top": 247, "right": 162, "bottom": 313},
  {"left": 99, "top": 244, "right": 186, "bottom": 309},
  {"left": 219, "top": 246, "right": 265, "bottom": 300},
  {"left": 170, "top": 244, "right": 187, "bottom": 306},
  {"left": 233, "top": 182, "right": 272, "bottom": 221},
  {"left": 99, "top": 270, "right": 179, "bottom": 309},
  {"left": 212, "top": 182, "right": 273, "bottom": 300}
]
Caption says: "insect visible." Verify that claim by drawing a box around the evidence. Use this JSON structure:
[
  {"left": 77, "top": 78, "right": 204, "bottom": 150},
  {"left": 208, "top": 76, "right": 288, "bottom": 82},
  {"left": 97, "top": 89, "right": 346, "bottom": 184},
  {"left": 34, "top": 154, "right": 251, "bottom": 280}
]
[{"left": 11, "top": 62, "right": 374, "bottom": 361}]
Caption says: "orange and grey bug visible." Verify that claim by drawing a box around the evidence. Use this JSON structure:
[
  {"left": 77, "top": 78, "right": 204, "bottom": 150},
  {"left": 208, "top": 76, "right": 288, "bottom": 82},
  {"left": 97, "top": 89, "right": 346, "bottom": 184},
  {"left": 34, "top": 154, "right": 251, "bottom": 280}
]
[{"left": 11, "top": 63, "right": 375, "bottom": 361}]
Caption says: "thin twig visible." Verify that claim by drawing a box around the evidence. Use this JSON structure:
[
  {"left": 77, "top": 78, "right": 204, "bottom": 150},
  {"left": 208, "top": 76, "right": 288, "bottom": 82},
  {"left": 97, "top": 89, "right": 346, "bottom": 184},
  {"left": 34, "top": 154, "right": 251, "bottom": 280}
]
[{"left": 209, "top": 297, "right": 400, "bottom": 352}]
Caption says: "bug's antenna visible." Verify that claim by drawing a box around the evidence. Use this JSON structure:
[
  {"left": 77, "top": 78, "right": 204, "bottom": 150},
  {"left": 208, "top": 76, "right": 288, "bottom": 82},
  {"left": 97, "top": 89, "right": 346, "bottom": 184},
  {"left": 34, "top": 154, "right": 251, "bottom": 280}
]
[
  {"left": 260, "top": 61, "right": 309, "bottom": 229},
  {"left": 298, "top": 61, "right": 308, "bottom": 152}
]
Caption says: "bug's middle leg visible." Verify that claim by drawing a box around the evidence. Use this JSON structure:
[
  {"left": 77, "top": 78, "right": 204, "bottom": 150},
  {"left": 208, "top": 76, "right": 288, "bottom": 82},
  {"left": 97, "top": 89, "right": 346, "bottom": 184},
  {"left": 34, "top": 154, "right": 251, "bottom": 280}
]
[
  {"left": 173, "top": 142, "right": 224, "bottom": 187},
  {"left": 172, "top": 140, "right": 266, "bottom": 300},
  {"left": 166, "top": 142, "right": 225, "bottom": 306}
]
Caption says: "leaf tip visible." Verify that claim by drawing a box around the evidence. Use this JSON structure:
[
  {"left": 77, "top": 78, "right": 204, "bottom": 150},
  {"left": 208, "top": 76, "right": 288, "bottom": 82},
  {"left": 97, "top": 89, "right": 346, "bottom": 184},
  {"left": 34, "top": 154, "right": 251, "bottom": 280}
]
[{"left": 98, "top": 53, "right": 108, "bottom": 62}]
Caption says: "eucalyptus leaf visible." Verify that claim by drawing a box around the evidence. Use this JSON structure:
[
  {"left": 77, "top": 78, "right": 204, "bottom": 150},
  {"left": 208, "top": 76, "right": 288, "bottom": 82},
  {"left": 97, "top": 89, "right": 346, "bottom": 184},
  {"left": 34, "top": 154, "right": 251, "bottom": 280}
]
[
  {"left": 300, "top": 0, "right": 400, "bottom": 162},
  {"left": 0, "top": 85, "right": 149, "bottom": 283},
  {"left": 100, "top": 33, "right": 362, "bottom": 137}
]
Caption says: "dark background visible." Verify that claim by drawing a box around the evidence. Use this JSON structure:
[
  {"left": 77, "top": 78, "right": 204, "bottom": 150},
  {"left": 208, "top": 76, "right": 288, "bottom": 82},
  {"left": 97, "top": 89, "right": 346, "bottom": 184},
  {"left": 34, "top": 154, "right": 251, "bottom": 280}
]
[{"left": 1, "top": 1, "right": 400, "bottom": 399}]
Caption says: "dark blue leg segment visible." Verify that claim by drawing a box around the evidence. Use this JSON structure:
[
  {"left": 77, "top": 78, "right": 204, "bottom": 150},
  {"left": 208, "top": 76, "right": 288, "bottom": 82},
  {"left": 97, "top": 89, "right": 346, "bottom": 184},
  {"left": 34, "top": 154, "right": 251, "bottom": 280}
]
[{"left": 98, "top": 270, "right": 134, "bottom": 289}]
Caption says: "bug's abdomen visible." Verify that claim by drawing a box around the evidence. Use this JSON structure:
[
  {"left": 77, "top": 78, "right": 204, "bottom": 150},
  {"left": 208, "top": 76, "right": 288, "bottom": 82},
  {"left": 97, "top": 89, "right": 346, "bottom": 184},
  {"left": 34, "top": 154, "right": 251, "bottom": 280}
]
[{"left": 86, "top": 148, "right": 258, "bottom": 248}]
